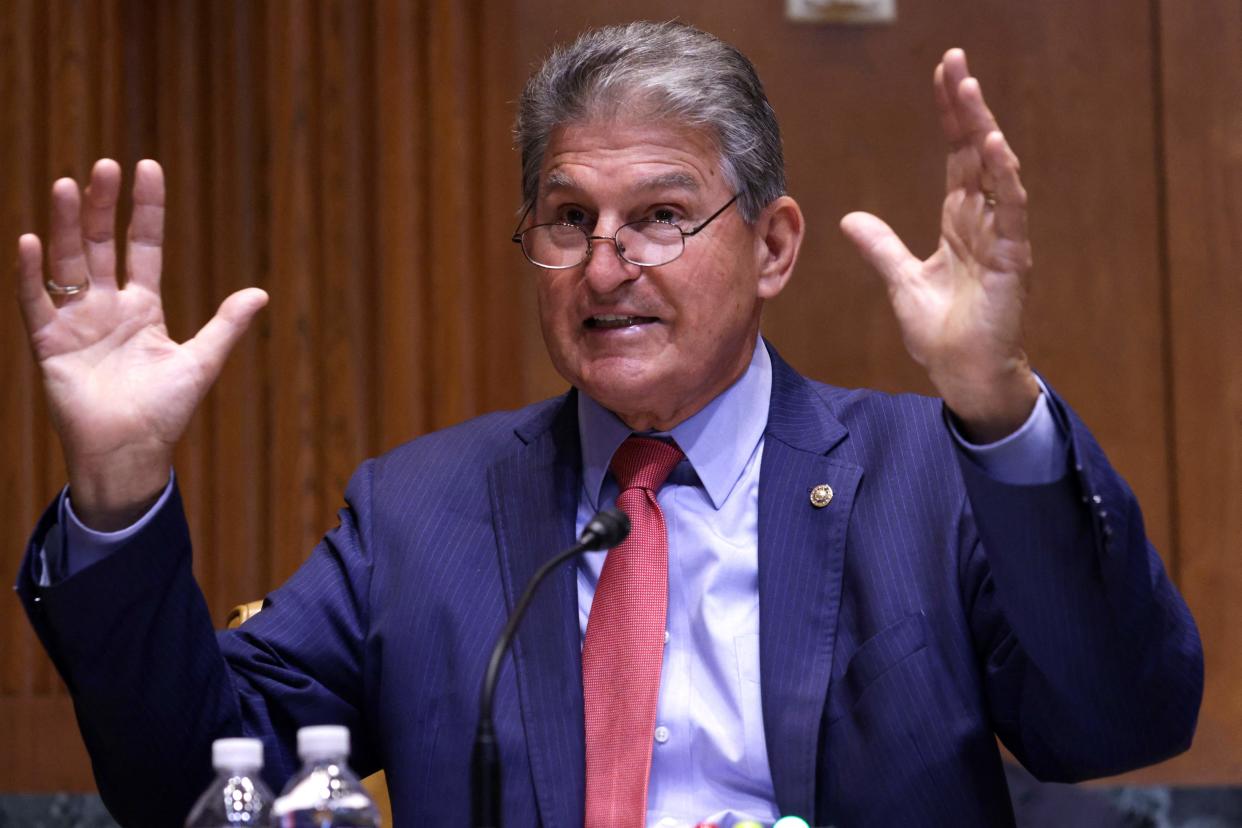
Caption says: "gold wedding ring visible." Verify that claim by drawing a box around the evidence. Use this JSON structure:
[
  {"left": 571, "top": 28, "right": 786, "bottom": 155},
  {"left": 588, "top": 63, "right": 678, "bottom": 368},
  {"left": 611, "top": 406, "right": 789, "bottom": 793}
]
[
  {"left": 982, "top": 191, "right": 998, "bottom": 208},
  {"left": 45, "top": 278, "right": 90, "bottom": 296}
]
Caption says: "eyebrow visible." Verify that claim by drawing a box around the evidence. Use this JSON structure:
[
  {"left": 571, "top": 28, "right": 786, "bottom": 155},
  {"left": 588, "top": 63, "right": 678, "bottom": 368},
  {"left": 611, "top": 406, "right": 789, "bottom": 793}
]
[
  {"left": 541, "top": 170, "right": 701, "bottom": 197},
  {"left": 632, "top": 172, "right": 700, "bottom": 193}
]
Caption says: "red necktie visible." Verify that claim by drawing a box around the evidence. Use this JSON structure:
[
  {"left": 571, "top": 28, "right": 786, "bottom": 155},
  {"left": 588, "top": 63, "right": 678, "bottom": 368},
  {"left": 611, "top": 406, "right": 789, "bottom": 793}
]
[{"left": 583, "top": 436, "right": 685, "bottom": 827}]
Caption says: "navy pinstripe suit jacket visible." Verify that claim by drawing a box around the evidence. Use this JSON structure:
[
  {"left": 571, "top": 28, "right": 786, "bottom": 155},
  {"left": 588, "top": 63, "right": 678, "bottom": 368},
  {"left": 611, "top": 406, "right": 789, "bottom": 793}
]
[{"left": 17, "top": 345, "right": 1202, "bottom": 827}]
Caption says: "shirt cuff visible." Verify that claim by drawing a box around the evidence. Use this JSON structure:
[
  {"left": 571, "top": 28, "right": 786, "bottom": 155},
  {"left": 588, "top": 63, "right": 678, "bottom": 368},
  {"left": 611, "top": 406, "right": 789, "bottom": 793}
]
[
  {"left": 51, "top": 471, "right": 177, "bottom": 581},
  {"left": 948, "top": 379, "right": 1068, "bottom": 485}
]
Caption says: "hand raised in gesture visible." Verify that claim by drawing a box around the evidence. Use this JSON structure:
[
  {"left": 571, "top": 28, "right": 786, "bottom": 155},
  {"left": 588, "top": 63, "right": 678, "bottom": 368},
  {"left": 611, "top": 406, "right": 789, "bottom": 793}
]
[
  {"left": 841, "top": 48, "right": 1040, "bottom": 443},
  {"left": 17, "top": 159, "right": 268, "bottom": 529}
]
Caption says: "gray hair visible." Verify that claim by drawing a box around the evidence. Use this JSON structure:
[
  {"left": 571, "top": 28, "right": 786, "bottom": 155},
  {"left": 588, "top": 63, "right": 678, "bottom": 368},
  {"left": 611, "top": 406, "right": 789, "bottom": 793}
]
[{"left": 515, "top": 21, "right": 786, "bottom": 223}]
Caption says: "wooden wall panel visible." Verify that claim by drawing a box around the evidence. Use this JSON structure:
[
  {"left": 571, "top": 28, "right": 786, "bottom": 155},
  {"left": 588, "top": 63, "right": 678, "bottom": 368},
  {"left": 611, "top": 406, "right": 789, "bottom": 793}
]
[
  {"left": 0, "top": 0, "right": 42, "bottom": 706},
  {"left": 160, "top": 0, "right": 211, "bottom": 620},
  {"left": 373, "top": 0, "right": 429, "bottom": 447},
  {"left": 317, "top": 0, "right": 376, "bottom": 505},
  {"left": 1156, "top": 0, "right": 1242, "bottom": 784},
  {"left": 203, "top": 0, "right": 269, "bottom": 627},
  {"left": 264, "top": 0, "right": 321, "bottom": 587},
  {"left": 426, "top": 0, "right": 483, "bottom": 428},
  {"left": 476, "top": 3, "right": 526, "bottom": 415},
  {"left": 0, "top": 697, "right": 96, "bottom": 793}
]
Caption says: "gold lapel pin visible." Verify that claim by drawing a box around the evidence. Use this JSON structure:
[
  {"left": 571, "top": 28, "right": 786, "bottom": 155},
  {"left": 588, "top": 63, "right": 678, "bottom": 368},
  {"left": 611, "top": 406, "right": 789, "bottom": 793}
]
[{"left": 810, "top": 483, "right": 834, "bottom": 508}]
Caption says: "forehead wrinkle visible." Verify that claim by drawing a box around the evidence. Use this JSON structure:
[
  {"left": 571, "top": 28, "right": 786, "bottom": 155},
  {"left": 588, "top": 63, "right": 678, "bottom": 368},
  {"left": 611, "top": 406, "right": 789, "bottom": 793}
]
[{"left": 540, "top": 169, "right": 702, "bottom": 200}]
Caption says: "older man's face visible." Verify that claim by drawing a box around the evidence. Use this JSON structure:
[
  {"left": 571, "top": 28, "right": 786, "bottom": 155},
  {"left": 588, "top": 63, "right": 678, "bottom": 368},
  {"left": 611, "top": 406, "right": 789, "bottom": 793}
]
[{"left": 532, "top": 119, "right": 778, "bottom": 431}]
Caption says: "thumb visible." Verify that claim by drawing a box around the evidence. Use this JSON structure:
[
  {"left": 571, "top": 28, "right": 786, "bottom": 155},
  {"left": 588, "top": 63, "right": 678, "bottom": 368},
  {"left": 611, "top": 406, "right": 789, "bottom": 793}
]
[
  {"left": 839, "top": 211, "right": 917, "bottom": 290},
  {"left": 184, "top": 287, "right": 269, "bottom": 382}
]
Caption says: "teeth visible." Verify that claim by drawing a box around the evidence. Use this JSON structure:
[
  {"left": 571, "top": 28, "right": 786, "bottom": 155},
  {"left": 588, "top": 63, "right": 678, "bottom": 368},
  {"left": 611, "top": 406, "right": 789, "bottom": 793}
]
[{"left": 586, "top": 314, "right": 656, "bottom": 329}]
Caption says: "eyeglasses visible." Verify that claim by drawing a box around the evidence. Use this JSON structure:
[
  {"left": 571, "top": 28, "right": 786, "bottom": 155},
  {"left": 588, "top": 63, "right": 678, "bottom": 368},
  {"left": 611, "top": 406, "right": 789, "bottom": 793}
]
[{"left": 511, "top": 194, "right": 739, "bottom": 270}]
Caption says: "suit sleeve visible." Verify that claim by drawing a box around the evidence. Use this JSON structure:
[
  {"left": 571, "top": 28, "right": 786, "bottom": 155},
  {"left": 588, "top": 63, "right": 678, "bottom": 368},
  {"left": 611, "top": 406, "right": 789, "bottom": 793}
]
[
  {"left": 14, "top": 460, "right": 380, "bottom": 827},
  {"left": 954, "top": 387, "right": 1203, "bottom": 781}
]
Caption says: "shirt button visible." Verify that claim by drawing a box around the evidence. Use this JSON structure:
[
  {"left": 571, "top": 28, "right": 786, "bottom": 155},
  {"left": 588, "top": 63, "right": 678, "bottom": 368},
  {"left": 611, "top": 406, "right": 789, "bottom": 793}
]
[
  {"left": 654, "top": 725, "right": 670, "bottom": 744},
  {"left": 664, "top": 630, "right": 670, "bottom": 645}
]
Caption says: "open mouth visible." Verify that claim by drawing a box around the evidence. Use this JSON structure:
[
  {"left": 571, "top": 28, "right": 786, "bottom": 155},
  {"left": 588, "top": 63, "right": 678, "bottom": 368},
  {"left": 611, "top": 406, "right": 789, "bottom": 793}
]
[{"left": 584, "top": 315, "right": 659, "bottom": 330}]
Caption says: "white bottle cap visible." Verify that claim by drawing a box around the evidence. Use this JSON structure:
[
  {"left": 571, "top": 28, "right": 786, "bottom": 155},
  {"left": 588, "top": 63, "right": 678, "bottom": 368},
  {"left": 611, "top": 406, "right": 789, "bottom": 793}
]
[
  {"left": 212, "top": 737, "right": 264, "bottom": 771},
  {"left": 297, "top": 725, "right": 350, "bottom": 760}
]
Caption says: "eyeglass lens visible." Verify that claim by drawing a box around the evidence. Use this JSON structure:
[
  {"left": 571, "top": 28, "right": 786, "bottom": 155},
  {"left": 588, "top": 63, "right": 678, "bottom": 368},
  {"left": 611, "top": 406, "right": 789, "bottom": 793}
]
[{"left": 522, "top": 221, "right": 686, "bottom": 268}]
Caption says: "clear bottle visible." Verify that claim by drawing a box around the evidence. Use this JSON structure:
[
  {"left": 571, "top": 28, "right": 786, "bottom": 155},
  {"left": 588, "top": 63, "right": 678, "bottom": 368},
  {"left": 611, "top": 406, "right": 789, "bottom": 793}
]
[
  {"left": 185, "top": 737, "right": 274, "bottom": 826},
  {"left": 271, "top": 725, "right": 380, "bottom": 827}
]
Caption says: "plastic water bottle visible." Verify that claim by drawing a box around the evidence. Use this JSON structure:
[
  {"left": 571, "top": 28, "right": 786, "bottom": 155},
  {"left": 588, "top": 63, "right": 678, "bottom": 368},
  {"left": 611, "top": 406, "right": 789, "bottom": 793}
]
[
  {"left": 185, "top": 737, "right": 274, "bottom": 826},
  {"left": 271, "top": 725, "right": 380, "bottom": 827}
]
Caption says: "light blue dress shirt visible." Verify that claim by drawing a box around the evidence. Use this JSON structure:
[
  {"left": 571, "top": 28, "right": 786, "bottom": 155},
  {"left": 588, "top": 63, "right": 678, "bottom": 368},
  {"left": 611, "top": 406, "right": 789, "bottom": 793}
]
[
  {"left": 577, "top": 340, "right": 778, "bottom": 827},
  {"left": 51, "top": 339, "right": 1066, "bottom": 827},
  {"left": 574, "top": 339, "right": 1065, "bottom": 827}
]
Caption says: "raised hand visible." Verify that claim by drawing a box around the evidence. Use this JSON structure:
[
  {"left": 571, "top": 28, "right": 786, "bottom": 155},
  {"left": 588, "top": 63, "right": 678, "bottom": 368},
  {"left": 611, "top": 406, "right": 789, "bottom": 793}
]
[
  {"left": 16, "top": 159, "right": 268, "bottom": 530},
  {"left": 840, "top": 48, "right": 1040, "bottom": 443}
]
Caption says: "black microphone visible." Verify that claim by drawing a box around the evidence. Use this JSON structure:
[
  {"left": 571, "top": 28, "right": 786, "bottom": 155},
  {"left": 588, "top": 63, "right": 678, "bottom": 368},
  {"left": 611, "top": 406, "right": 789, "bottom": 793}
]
[{"left": 472, "top": 508, "right": 630, "bottom": 828}]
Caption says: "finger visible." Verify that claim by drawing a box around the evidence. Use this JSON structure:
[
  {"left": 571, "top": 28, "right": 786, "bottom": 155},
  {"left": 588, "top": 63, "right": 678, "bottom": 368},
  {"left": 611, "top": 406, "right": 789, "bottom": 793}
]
[
  {"left": 126, "top": 159, "right": 165, "bottom": 292},
  {"left": 942, "top": 48, "right": 1002, "bottom": 143},
  {"left": 839, "top": 212, "right": 919, "bottom": 290},
  {"left": 16, "top": 234, "right": 56, "bottom": 333},
  {"left": 951, "top": 81, "right": 1001, "bottom": 196},
  {"left": 47, "top": 178, "right": 92, "bottom": 290},
  {"left": 945, "top": 143, "right": 982, "bottom": 195},
  {"left": 982, "top": 131, "right": 1029, "bottom": 243},
  {"left": 939, "top": 49, "right": 971, "bottom": 130},
  {"left": 82, "top": 159, "right": 122, "bottom": 291},
  {"left": 938, "top": 51, "right": 984, "bottom": 194},
  {"left": 82, "top": 158, "right": 122, "bottom": 291},
  {"left": 955, "top": 76, "right": 1001, "bottom": 151},
  {"left": 933, "top": 62, "right": 964, "bottom": 145},
  {"left": 182, "top": 287, "right": 269, "bottom": 383}
]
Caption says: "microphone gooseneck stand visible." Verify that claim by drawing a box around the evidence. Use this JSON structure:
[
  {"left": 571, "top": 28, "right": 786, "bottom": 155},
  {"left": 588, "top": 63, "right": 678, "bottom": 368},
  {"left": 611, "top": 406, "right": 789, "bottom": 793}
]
[{"left": 472, "top": 508, "right": 630, "bottom": 828}]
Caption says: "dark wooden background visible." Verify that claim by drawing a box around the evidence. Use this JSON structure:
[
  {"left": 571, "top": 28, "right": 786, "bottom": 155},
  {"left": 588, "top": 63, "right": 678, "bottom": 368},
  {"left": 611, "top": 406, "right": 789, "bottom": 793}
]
[{"left": 2, "top": 0, "right": 1238, "bottom": 791}]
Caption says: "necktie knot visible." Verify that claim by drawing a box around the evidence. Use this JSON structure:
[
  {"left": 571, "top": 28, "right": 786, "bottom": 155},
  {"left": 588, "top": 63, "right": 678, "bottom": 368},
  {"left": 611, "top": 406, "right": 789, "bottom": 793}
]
[{"left": 610, "top": 436, "right": 684, "bottom": 494}]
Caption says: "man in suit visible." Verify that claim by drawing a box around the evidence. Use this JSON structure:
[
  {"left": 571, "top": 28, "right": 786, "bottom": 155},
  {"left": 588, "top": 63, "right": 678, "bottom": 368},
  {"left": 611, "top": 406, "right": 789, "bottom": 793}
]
[{"left": 15, "top": 21, "right": 1201, "bottom": 827}]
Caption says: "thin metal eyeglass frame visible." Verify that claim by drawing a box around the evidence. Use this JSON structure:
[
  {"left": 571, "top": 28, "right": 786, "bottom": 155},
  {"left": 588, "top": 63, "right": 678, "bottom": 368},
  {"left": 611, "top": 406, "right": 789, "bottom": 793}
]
[{"left": 510, "top": 193, "right": 740, "bottom": 270}]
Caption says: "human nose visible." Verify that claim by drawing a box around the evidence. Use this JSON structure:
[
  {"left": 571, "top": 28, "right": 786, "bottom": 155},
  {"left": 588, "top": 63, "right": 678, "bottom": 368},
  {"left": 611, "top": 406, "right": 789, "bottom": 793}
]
[{"left": 582, "top": 229, "right": 640, "bottom": 293}]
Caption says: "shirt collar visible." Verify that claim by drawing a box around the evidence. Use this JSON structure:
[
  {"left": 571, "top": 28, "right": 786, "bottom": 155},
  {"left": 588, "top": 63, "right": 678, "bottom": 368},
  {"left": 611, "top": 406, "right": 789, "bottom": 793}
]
[{"left": 577, "top": 338, "right": 772, "bottom": 511}]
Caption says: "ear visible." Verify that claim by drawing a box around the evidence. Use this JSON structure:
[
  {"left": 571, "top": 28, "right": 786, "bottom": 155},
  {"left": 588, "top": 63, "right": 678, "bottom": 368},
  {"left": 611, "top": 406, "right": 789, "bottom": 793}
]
[{"left": 753, "top": 195, "right": 804, "bottom": 300}]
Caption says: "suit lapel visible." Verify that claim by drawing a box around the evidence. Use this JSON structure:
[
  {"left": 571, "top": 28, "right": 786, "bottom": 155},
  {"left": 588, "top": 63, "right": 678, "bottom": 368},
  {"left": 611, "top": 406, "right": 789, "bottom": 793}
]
[
  {"left": 759, "top": 348, "right": 861, "bottom": 819},
  {"left": 486, "top": 352, "right": 862, "bottom": 823},
  {"left": 489, "top": 394, "right": 585, "bottom": 827}
]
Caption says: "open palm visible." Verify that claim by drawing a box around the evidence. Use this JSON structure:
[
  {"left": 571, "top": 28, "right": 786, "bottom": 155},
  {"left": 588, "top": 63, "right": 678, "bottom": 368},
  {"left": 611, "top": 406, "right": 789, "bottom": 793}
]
[
  {"left": 17, "top": 159, "right": 267, "bottom": 528},
  {"left": 841, "top": 49, "right": 1038, "bottom": 440}
]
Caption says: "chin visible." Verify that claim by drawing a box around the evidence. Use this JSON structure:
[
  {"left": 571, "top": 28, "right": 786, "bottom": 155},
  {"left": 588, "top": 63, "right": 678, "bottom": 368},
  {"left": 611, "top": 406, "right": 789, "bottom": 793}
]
[
  {"left": 577, "top": 367, "right": 671, "bottom": 418},
  {"left": 579, "top": 375, "right": 655, "bottom": 408}
]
